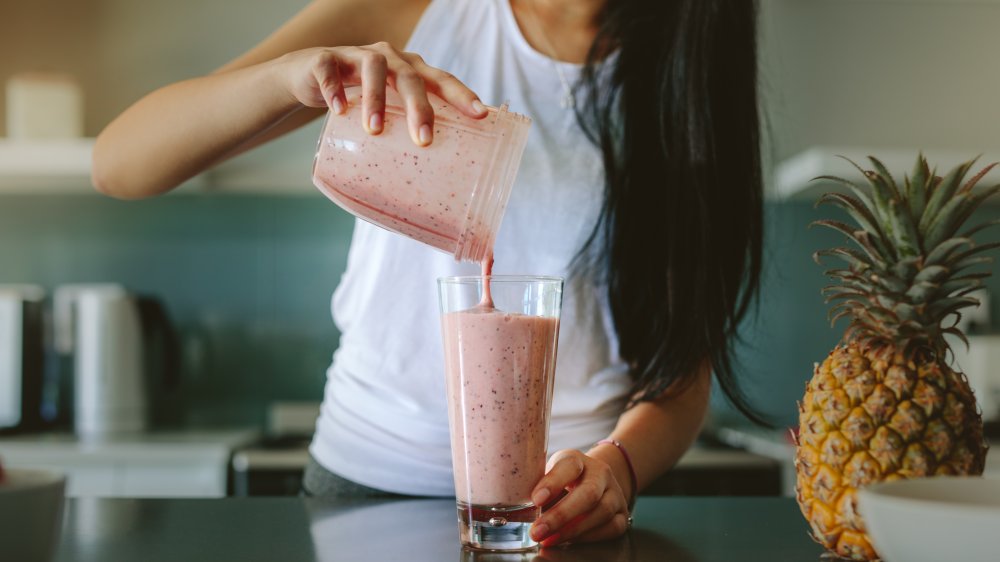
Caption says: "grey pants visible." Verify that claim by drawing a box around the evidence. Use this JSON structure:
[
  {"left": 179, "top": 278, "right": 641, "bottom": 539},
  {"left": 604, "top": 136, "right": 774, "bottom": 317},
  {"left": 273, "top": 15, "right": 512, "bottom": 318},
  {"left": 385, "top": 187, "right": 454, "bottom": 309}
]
[{"left": 301, "top": 455, "right": 423, "bottom": 499}]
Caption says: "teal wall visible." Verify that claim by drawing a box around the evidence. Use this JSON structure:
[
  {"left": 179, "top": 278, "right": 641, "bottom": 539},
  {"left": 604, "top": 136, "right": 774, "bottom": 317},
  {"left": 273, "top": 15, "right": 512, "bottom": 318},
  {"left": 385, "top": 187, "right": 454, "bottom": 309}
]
[
  {"left": 3, "top": 194, "right": 999, "bottom": 429},
  {"left": 727, "top": 202, "right": 1000, "bottom": 428},
  {"left": 0, "top": 193, "right": 354, "bottom": 427},
  {"left": 726, "top": 201, "right": 846, "bottom": 426}
]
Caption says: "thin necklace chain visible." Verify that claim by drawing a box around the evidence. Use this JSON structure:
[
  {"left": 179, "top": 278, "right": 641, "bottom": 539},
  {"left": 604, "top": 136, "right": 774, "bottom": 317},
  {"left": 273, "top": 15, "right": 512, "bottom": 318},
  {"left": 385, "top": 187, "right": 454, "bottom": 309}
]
[{"left": 528, "top": 0, "right": 576, "bottom": 110}]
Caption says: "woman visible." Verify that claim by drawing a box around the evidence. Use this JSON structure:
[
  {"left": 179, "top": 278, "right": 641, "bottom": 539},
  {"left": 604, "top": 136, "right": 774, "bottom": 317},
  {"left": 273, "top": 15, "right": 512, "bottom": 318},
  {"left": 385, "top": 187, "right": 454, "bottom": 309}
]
[{"left": 93, "top": 0, "right": 764, "bottom": 547}]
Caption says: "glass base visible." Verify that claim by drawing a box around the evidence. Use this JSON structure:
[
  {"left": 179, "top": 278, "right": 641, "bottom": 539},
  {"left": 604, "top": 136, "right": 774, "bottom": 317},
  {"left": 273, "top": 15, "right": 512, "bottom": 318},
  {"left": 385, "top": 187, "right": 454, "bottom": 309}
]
[{"left": 457, "top": 501, "right": 540, "bottom": 552}]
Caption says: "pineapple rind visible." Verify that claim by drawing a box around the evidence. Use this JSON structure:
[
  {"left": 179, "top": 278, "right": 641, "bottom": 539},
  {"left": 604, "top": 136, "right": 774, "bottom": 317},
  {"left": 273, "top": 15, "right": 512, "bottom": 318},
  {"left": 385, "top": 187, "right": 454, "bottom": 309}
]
[{"left": 796, "top": 343, "right": 987, "bottom": 561}]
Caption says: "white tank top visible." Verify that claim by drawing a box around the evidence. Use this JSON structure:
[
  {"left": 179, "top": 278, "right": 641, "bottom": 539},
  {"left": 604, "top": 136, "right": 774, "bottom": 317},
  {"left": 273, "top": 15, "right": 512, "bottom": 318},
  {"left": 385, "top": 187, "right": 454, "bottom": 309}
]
[{"left": 310, "top": 0, "right": 631, "bottom": 496}]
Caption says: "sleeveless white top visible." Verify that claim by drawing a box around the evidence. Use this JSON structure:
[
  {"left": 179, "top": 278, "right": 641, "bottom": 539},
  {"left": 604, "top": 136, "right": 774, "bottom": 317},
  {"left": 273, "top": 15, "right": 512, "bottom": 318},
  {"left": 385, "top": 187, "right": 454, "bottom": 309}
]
[{"left": 310, "top": 0, "right": 631, "bottom": 496}]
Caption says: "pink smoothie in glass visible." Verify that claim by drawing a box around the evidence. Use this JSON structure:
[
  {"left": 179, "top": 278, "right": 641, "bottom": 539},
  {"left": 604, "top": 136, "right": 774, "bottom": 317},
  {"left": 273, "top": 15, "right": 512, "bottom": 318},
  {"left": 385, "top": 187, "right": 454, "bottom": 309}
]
[{"left": 441, "top": 306, "right": 559, "bottom": 506}]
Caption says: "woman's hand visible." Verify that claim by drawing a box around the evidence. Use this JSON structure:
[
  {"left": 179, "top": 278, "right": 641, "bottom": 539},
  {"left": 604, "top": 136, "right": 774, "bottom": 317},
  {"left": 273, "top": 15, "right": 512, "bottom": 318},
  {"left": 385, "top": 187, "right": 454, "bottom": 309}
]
[
  {"left": 272, "top": 42, "right": 488, "bottom": 146},
  {"left": 529, "top": 449, "right": 632, "bottom": 547}
]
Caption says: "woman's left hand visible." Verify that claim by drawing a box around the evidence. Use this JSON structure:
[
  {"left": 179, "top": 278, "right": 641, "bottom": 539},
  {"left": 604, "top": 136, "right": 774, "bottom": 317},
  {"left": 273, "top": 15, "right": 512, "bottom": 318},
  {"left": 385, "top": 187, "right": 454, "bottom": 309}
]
[{"left": 529, "top": 449, "right": 631, "bottom": 547}]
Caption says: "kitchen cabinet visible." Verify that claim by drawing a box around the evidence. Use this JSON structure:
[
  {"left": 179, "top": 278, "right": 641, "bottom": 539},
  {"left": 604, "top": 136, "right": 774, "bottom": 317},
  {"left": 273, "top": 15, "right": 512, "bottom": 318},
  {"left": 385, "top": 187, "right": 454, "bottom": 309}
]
[
  {"left": 645, "top": 446, "right": 782, "bottom": 496},
  {"left": 231, "top": 439, "right": 782, "bottom": 498},
  {"left": 712, "top": 423, "right": 1000, "bottom": 497},
  {"left": 774, "top": 146, "right": 1000, "bottom": 201},
  {"left": 0, "top": 428, "right": 259, "bottom": 497},
  {"left": 712, "top": 425, "right": 798, "bottom": 496},
  {"left": 233, "top": 400, "right": 782, "bottom": 498}
]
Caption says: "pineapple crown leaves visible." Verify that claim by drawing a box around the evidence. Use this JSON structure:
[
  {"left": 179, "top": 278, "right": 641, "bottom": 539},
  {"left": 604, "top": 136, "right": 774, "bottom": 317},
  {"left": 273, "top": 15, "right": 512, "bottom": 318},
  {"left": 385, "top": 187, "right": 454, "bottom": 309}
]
[{"left": 812, "top": 154, "right": 1000, "bottom": 354}]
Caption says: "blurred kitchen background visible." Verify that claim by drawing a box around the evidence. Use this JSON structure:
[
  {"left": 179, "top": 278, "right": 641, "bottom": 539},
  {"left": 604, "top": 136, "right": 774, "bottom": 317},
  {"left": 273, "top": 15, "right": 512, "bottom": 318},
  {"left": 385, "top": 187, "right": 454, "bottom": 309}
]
[{"left": 1, "top": 0, "right": 999, "bottom": 498}]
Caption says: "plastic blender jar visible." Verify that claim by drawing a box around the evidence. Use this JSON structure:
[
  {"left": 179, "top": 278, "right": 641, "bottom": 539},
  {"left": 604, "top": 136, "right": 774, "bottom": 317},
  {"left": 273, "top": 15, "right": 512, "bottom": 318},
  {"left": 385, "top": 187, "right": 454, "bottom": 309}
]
[{"left": 312, "top": 86, "right": 531, "bottom": 262}]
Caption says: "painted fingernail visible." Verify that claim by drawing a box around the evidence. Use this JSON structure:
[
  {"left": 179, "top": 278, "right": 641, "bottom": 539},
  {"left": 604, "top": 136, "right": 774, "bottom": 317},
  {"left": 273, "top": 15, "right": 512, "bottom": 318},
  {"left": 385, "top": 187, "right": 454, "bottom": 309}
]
[
  {"left": 418, "top": 124, "right": 432, "bottom": 145},
  {"left": 471, "top": 99, "right": 487, "bottom": 115},
  {"left": 331, "top": 96, "right": 345, "bottom": 115},
  {"left": 368, "top": 112, "right": 383, "bottom": 134},
  {"left": 532, "top": 488, "right": 550, "bottom": 506},
  {"left": 531, "top": 523, "right": 549, "bottom": 540},
  {"left": 542, "top": 533, "right": 563, "bottom": 547}
]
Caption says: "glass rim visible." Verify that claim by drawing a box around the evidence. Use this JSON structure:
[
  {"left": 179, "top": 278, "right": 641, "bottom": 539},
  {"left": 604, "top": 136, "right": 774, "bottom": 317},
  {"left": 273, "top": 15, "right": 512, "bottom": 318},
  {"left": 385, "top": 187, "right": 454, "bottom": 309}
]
[{"left": 437, "top": 275, "right": 563, "bottom": 285}]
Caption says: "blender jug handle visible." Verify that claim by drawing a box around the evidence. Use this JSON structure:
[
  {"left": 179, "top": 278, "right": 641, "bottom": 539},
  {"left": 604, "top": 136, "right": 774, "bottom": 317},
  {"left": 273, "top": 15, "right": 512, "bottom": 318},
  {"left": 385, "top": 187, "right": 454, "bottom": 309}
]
[{"left": 136, "top": 297, "right": 181, "bottom": 392}]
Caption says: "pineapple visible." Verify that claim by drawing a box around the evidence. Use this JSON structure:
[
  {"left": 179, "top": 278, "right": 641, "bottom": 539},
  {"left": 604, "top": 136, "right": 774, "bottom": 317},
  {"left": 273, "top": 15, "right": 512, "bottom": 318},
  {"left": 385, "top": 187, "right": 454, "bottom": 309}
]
[{"left": 795, "top": 154, "right": 994, "bottom": 561}]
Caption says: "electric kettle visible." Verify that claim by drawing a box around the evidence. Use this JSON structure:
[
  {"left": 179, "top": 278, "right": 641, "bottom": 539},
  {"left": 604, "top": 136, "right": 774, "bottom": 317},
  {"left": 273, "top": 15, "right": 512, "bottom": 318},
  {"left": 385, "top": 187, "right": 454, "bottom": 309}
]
[
  {"left": 0, "top": 284, "right": 45, "bottom": 433},
  {"left": 53, "top": 284, "right": 178, "bottom": 438}
]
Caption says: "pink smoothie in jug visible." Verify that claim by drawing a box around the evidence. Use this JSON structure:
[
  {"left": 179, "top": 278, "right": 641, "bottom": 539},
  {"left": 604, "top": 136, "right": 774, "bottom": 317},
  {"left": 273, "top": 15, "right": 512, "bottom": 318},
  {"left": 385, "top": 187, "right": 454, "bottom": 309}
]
[{"left": 312, "top": 87, "right": 531, "bottom": 263}]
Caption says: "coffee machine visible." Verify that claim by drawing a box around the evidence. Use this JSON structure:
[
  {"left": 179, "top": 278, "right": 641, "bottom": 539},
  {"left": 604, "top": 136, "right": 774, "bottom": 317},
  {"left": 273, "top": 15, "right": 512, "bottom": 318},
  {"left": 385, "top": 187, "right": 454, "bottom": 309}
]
[{"left": 0, "top": 285, "right": 45, "bottom": 433}]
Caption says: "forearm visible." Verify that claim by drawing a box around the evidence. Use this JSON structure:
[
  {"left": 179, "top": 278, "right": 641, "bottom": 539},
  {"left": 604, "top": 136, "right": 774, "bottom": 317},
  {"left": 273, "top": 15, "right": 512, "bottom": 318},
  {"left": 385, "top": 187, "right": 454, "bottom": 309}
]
[
  {"left": 91, "top": 0, "right": 431, "bottom": 200},
  {"left": 92, "top": 59, "right": 306, "bottom": 199},
  {"left": 588, "top": 364, "right": 712, "bottom": 503}
]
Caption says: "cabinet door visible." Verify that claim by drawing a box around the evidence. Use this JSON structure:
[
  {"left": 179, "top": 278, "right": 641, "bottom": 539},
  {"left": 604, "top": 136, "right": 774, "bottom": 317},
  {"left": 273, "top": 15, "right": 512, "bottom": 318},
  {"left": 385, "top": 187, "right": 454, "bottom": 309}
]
[
  {"left": 986, "top": 446, "right": 1000, "bottom": 477},
  {"left": 119, "top": 462, "right": 226, "bottom": 497},
  {"left": 11, "top": 463, "right": 118, "bottom": 497}
]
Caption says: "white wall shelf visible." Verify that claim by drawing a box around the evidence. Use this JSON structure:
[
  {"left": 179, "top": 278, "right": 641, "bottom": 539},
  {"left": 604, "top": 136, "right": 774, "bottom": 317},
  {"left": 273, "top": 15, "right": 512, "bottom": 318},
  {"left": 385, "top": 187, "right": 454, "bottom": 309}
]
[
  {"left": 202, "top": 163, "right": 318, "bottom": 195},
  {"left": 18, "top": 140, "right": 998, "bottom": 202},
  {"left": 774, "top": 146, "right": 1000, "bottom": 202},
  {"left": 0, "top": 138, "right": 98, "bottom": 193},
  {"left": 0, "top": 139, "right": 318, "bottom": 195}
]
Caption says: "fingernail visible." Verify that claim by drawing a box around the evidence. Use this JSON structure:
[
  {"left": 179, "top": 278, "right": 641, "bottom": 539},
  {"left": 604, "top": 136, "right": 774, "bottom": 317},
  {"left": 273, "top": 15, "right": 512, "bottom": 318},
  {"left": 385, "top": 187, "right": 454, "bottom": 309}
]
[
  {"left": 532, "top": 488, "right": 550, "bottom": 506},
  {"left": 531, "top": 523, "right": 549, "bottom": 540},
  {"left": 368, "top": 112, "right": 383, "bottom": 134},
  {"left": 418, "top": 124, "right": 432, "bottom": 145},
  {"left": 331, "top": 96, "right": 344, "bottom": 115},
  {"left": 542, "top": 533, "right": 563, "bottom": 547},
  {"left": 471, "top": 99, "right": 487, "bottom": 115}
]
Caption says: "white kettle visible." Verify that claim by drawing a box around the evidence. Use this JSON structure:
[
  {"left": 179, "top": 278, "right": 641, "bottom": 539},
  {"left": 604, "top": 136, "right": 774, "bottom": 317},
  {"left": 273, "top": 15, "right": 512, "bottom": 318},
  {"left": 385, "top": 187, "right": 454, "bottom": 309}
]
[{"left": 53, "top": 284, "right": 177, "bottom": 438}]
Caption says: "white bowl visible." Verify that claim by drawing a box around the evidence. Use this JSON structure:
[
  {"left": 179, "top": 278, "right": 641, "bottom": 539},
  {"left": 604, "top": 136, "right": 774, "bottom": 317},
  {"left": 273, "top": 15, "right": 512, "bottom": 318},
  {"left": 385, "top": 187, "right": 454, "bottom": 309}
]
[
  {"left": 0, "top": 468, "right": 66, "bottom": 562},
  {"left": 858, "top": 476, "right": 1000, "bottom": 562}
]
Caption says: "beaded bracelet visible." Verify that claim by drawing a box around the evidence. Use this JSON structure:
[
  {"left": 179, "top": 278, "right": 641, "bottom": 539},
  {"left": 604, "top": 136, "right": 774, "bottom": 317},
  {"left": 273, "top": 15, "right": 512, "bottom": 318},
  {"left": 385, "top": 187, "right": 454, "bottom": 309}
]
[{"left": 596, "top": 438, "right": 638, "bottom": 512}]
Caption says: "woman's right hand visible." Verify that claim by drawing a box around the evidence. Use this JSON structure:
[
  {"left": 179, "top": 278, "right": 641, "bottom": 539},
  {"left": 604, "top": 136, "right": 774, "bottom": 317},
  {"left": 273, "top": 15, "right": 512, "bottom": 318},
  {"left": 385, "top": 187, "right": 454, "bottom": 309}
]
[{"left": 274, "top": 42, "right": 489, "bottom": 146}]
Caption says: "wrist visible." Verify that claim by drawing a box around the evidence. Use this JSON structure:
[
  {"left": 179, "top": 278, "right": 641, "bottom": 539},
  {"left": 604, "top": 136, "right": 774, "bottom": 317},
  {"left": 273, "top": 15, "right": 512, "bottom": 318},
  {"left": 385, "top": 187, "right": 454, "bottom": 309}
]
[
  {"left": 591, "top": 439, "right": 638, "bottom": 512},
  {"left": 263, "top": 56, "right": 308, "bottom": 111}
]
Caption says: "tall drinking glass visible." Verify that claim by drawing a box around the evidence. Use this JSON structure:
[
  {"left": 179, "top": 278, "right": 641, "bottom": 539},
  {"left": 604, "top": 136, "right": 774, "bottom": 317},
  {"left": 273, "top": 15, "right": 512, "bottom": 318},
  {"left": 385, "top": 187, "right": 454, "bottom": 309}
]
[{"left": 438, "top": 276, "right": 563, "bottom": 552}]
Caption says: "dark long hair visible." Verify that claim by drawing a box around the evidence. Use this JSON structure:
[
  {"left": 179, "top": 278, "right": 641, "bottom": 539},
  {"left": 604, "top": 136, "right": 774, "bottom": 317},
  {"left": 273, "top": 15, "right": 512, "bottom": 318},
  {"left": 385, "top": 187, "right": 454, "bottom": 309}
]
[{"left": 575, "top": 0, "right": 766, "bottom": 423}]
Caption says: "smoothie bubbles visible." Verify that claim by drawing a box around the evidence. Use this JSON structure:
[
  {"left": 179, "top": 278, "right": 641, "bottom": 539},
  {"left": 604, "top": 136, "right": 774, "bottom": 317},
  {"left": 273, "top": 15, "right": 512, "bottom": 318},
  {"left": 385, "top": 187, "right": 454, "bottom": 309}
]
[
  {"left": 438, "top": 276, "right": 563, "bottom": 552},
  {"left": 312, "top": 86, "right": 531, "bottom": 263}
]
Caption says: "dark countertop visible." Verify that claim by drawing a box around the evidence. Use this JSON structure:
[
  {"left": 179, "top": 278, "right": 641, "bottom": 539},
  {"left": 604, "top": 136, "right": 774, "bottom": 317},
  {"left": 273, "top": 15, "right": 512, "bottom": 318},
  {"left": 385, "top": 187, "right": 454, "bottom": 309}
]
[{"left": 56, "top": 496, "right": 826, "bottom": 561}]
